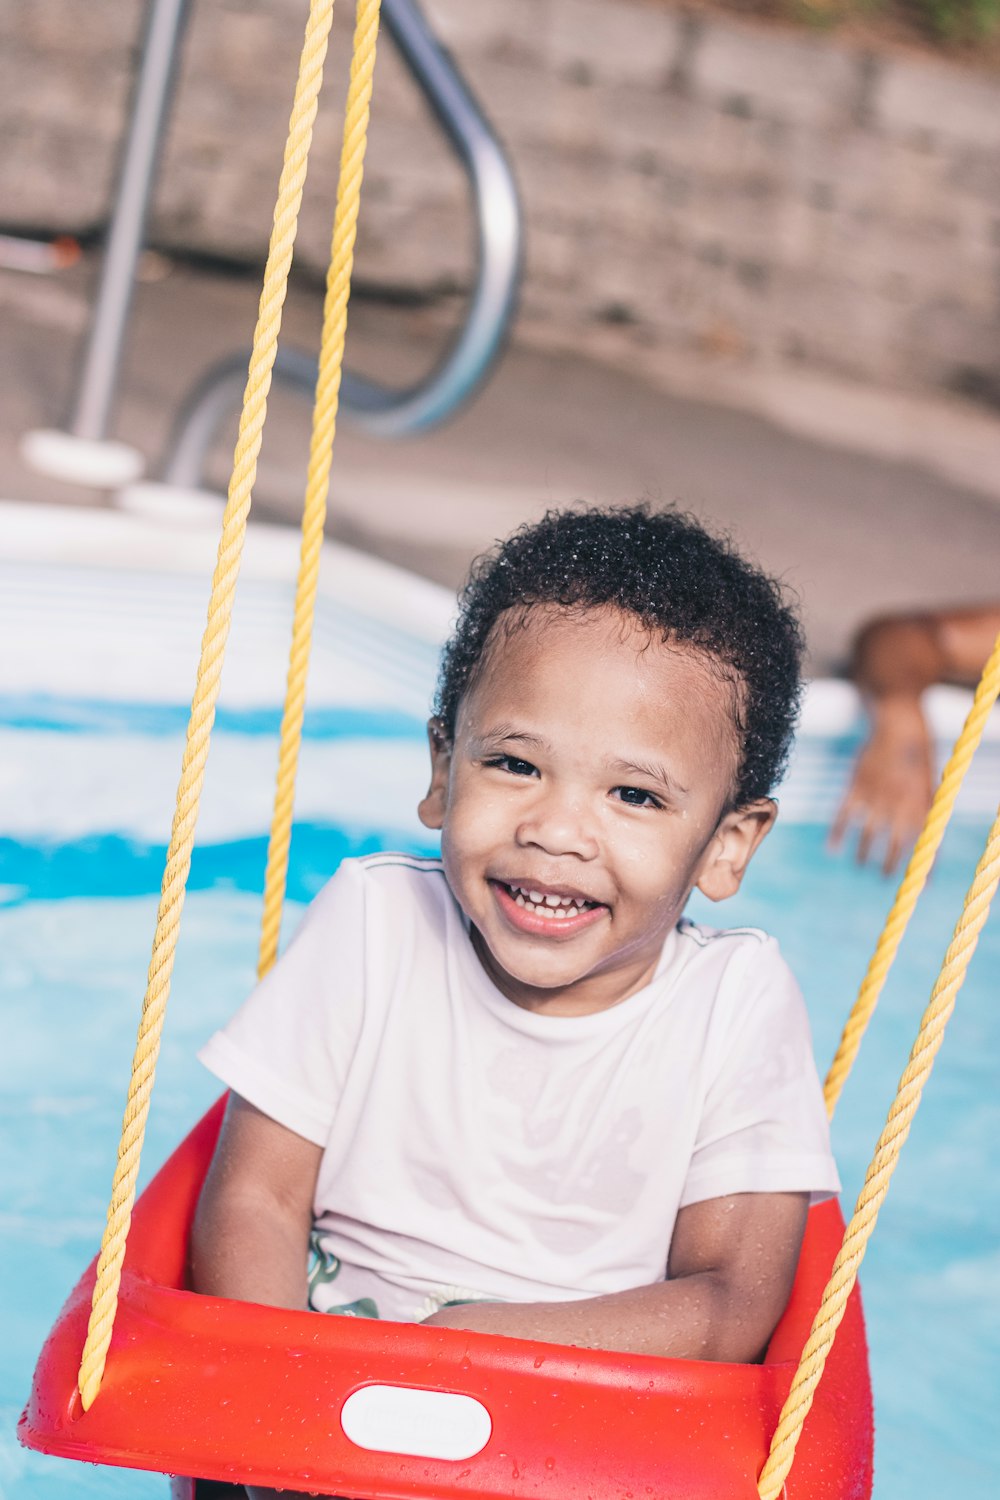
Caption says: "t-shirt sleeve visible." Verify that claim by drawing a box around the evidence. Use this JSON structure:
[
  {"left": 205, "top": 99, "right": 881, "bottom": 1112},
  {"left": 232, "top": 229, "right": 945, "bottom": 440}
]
[
  {"left": 679, "top": 937, "right": 841, "bottom": 1209},
  {"left": 197, "top": 860, "right": 368, "bottom": 1146}
]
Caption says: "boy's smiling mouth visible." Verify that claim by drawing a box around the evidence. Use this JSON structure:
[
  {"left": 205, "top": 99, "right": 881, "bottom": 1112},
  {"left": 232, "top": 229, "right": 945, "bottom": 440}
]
[{"left": 490, "top": 879, "right": 608, "bottom": 935}]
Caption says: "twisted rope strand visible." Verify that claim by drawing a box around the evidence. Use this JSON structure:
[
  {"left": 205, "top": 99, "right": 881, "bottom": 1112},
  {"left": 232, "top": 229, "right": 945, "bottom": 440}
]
[
  {"left": 258, "top": 0, "right": 383, "bottom": 978},
  {"left": 824, "top": 631, "right": 1000, "bottom": 1116},
  {"left": 77, "top": 0, "right": 338, "bottom": 1411},
  {"left": 758, "top": 802, "right": 1000, "bottom": 1499}
]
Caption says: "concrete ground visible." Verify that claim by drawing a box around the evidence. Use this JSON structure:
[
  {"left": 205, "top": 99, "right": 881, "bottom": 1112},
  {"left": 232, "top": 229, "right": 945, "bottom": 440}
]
[{"left": 4, "top": 248, "right": 1000, "bottom": 673}]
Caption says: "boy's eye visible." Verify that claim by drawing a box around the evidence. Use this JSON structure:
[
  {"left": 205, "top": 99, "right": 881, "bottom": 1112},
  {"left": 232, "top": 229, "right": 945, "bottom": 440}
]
[
  {"left": 486, "top": 754, "right": 538, "bottom": 778},
  {"left": 612, "top": 785, "right": 662, "bottom": 809}
]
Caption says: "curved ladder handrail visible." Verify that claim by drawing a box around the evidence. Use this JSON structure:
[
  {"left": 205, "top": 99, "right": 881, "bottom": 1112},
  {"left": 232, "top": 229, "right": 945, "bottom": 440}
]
[{"left": 163, "top": 0, "right": 521, "bottom": 488}]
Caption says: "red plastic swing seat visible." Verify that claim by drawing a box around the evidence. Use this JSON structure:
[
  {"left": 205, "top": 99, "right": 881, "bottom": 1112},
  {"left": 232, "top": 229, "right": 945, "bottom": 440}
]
[{"left": 19, "top": 1095, "right": 873, "bottom": 1499}]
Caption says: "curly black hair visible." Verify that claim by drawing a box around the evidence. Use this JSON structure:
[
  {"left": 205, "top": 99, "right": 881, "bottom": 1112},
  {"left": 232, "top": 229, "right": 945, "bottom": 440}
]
[{"left": 433, "top": 505, "right": 804, "bottom": 807}]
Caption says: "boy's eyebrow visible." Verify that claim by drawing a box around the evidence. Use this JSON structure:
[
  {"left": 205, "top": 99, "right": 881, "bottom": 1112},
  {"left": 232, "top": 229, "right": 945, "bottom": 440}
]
[
  {"left": 609, "top": 758, "right": 690, "bottom": 799},
  {"left": 476, "top": 725, "right": 549, "bottom": 750}
]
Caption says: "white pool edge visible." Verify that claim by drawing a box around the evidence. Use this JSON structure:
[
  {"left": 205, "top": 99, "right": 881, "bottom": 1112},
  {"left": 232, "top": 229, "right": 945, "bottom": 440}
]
[{"left": 1, "top": 498, "right": 456, "bottom": 648}]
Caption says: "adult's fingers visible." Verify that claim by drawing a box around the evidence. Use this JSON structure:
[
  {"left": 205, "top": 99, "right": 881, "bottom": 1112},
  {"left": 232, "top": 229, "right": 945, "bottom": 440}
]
[
  {"left": 830, "top": 787, "right": 863, "bottom": 851},
  {"left": 881, "top": 825, "right": 905, "bottom": 877},
  {"left": 855, "top": 805, "right": 889, "bottom": 869}
]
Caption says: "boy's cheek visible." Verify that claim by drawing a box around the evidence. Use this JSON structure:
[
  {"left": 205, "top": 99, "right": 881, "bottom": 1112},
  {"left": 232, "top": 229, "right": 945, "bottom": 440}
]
[{"left": 438, "top": 835, "right": 482, "bottom": 910}]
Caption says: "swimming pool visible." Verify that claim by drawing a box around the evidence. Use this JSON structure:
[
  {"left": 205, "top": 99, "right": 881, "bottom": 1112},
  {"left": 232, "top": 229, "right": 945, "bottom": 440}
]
[{"left": 3, "top": 504, "right": 998, "bottom": 1499}]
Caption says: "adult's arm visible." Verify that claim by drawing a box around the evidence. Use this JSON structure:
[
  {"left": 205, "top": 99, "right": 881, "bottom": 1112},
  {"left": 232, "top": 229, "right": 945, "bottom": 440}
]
[
  {"left": 189, "top": 1091, "right": 322, "bottom": 1310},
  {"left": 423, "top": 1190, "right": 808, "bottom": 1363},
  {"left": 831, "top": 604, "right": 1000, "bottom": 874}
]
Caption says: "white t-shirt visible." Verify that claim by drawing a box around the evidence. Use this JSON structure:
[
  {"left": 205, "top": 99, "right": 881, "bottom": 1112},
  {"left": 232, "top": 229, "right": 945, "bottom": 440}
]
[{"left": 199, "top": 853, "right": 839, "bottom": 1323}]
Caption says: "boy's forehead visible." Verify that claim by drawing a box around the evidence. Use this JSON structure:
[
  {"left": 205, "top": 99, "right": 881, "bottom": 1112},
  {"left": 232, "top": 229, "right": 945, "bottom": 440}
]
[
  {"left": 464, "top": 603, "right": 739, "bottom": 738},
  {"left": 479, "top": 603, "right": 683, "bottom": 677},
  {"left": 487, "top": 601, "right": 644, "bottom": 654}
]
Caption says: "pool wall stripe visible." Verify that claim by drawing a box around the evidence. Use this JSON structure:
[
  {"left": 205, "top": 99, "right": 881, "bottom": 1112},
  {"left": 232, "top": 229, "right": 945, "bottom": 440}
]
[{"left": 0, "top": 825, "right": 439, "bottom": 907}]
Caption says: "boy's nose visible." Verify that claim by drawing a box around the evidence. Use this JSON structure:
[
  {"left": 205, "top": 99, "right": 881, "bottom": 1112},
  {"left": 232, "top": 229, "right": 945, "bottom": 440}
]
[{"left": 514, "top": 790, "right": 599, "bottom": 860}]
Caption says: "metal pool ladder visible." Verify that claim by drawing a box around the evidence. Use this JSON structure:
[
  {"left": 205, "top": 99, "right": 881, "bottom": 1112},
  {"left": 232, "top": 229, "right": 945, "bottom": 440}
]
[{"left": 22, "top": 0, "right": 522, "bottom": 492}]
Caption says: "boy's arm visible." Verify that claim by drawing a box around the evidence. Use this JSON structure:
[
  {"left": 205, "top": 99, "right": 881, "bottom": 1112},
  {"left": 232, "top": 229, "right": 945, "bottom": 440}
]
[
  {"left": 190, "top": 1092, "right": 323, "bottom": 1310},
  {"left": 422, "top": 1190, "right": 808, "bottom": 1362},
  {"left": 831, "top": 605, "right": 1000, "bottom": 873}
]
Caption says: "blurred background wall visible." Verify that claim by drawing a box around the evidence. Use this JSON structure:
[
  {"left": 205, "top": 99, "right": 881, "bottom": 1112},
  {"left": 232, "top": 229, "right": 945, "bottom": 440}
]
[{"left": 5, "top": 0, "right": 1000, "bottom": 404}]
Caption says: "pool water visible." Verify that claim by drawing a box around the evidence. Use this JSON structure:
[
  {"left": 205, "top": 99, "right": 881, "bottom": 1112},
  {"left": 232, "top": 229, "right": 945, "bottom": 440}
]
[{"left": 2, "top": 534, "right": 998, "bottom": 1500}]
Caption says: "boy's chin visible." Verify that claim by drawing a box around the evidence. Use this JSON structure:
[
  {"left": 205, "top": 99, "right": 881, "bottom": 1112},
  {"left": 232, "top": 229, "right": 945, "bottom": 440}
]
[
  {"left": 498, "top": 958, "right": 587, "bottom": 995},
  {"left": 472, "top": 929, "right": 592, "bottom": 999},
  {"left": 489, "top": 944, "right": 580, "bottom": 985}
]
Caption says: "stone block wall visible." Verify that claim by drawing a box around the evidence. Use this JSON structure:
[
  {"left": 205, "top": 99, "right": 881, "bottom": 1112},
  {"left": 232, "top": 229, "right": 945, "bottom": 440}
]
[{"left": 5, "top": 0, "right": 1000, "bottom": 397}]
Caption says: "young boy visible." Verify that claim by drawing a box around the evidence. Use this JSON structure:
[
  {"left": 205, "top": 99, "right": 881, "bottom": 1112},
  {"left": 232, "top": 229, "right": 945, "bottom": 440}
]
[{"left": 192, "top": 505, "right": 838, "bottom": 1389}]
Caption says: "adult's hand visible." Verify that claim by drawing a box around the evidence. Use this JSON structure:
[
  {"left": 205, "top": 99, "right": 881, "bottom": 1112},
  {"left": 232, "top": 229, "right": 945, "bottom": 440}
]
[
  {"left": 830, "top": 697, "right": 934, "bottom": 874},
  {"left": 831, "top": 605, "right": 1000, "bottom": 875}
]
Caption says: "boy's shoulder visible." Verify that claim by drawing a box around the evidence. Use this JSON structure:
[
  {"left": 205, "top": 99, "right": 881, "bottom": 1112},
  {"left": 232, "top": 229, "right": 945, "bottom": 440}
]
[
  {"left": 329, "top": 852, "right": 451, "bottom": 913},
  {"left": 671, "top": 917, "right": 797, "bottom": 1009},
  {"left": 307, "top": 853, "right": 453, "bottom": 953}
]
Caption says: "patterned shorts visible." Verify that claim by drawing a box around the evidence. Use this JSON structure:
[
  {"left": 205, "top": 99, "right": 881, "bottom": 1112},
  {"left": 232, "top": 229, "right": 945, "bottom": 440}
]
[{"left": 306, "top": 1231, "right": 488, "bottom": 1320}]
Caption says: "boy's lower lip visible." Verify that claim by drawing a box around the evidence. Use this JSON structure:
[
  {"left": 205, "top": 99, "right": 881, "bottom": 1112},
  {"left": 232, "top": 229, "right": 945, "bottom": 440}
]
[{"left": 489, "top": 880, "right": 608, "bottom": 936}]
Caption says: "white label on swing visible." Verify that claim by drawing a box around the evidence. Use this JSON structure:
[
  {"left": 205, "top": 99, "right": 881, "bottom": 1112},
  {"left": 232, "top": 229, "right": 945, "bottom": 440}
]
[{"left": 340, "top": 1384, "right": 492, "bottom": 1460}]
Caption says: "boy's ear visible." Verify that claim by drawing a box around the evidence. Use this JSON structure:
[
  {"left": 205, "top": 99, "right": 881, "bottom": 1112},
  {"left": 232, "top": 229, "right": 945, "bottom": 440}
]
[
  {"left": 417, "top": 718, "right": 452, "bottom": 830},
  {"left": 695, "top": 799, "right": 777, "bottom": 903}
]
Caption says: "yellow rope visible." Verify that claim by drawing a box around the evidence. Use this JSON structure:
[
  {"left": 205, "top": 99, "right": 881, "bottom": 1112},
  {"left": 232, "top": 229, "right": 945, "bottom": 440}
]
[
  {"left": 258, "top": 0, "right": 383, "bottom": 979},
  {"left": 758, "top": 800, "right": 1000, "bottom": 1499},
  {"left": 824, "top": 630, "right": 1000, "bottom": 1117},
  {"left": 77, "top": 0, "right": 339, "bottom": 1411}
]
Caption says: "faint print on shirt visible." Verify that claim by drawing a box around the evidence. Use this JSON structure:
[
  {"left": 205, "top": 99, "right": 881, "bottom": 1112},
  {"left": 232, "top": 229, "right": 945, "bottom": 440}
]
[{"left": 489, "top": 1045, "right": 647, "bottom": 1246}]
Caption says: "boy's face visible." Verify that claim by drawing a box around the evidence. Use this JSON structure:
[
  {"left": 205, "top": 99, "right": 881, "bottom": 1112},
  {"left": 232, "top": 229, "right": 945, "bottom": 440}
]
[{"left": 419, "top": 605, "right": 775, "bottom": 1017}]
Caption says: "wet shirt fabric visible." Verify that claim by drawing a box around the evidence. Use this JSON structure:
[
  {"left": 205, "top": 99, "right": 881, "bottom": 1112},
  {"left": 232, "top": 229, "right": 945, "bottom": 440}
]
[{"left": 199, "top": 854, "right": 840, "bottom": 1323}]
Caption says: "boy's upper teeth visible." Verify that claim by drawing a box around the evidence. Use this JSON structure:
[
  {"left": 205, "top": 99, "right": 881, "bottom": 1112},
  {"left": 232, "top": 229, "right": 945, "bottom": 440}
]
[{"left": 512, "top": 884, "right": 592, "bottom": 909}]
